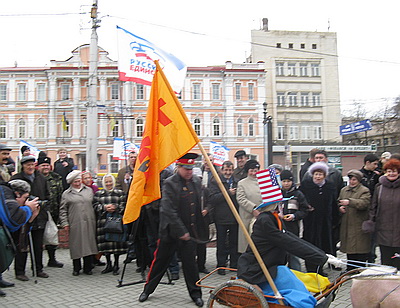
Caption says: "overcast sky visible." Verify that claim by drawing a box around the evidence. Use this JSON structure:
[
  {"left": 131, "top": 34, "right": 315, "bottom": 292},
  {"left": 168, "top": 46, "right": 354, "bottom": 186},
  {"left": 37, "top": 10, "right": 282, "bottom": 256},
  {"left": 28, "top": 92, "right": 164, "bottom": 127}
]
[{"left": 1, "top": 0, "right": 399, "bottom": 115}]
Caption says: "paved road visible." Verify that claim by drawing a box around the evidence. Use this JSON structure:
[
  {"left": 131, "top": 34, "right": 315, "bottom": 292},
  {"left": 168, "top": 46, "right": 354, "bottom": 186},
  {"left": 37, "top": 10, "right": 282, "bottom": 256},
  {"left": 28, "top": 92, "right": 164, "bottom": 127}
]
[{"left": 1, "top": 247, "right": 356, "bottom": 307}]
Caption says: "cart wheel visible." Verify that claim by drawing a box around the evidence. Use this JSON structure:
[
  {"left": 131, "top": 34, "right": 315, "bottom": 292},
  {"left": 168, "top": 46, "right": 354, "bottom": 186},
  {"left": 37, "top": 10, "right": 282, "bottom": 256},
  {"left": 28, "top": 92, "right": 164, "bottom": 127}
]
[{"left": 207, "top": 280, "right": 269, "bottom": 307}]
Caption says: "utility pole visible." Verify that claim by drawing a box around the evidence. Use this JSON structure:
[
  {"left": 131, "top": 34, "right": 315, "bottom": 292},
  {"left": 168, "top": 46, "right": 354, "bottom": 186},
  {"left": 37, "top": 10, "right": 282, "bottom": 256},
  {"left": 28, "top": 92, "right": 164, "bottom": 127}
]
[
  {"left": 86, "top": 0, "right": 100, "bottom": 176},
  {"left": 263, "top": 102, "right": 273, "bottom": 168}
]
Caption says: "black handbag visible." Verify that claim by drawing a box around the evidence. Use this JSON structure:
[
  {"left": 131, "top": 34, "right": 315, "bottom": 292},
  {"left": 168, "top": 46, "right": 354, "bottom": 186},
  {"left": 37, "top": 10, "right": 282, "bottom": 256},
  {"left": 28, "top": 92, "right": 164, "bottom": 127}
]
[{"left": 103, "top": 213, "right": 124, "bottom": 234}]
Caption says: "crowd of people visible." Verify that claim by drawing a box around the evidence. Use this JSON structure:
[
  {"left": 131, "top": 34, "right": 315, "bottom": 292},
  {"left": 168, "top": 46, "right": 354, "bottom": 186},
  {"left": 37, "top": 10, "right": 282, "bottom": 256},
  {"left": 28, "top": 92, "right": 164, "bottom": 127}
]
[{"left": 1, "top": 142, "right": 400, "bottom": 306}]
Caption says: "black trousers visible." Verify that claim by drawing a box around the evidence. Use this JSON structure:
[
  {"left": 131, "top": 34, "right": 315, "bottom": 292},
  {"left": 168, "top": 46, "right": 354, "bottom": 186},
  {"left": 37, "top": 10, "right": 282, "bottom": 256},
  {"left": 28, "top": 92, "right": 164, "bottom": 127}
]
[
  {"left": 144, "top": 238, "right": 201, "bottom": 300},
  {"left": 73, "top": 255, "right": 94, "bottom": 272},
  {"left": 380, "top": 245, "right": 400, "bottom": 270},
  {"left": 215, "top": 223, "right": 239, "bottom": 268},
  {"left": 14, "top": 229, "right": 44, "bottom": 275},
  {"left": 346, "top": 253, "right": 369, "bottom": 271}
]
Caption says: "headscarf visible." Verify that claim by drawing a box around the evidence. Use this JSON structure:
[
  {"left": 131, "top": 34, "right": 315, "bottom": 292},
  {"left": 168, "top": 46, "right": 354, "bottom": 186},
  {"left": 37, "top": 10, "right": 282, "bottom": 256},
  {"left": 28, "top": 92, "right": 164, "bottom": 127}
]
[{"left": 102, "top": 173, "right": 116, "bottom": 192}]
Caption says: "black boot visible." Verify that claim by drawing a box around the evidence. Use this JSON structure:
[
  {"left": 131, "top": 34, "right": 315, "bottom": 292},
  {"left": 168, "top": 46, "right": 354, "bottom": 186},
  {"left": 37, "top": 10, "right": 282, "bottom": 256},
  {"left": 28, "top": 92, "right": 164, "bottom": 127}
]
[
  {"left": 101, "top": 254, "right": 113, "bottom": 274},
  {"left": 113, "top": 254, "right": 120, "bottom": 275},
  {"left": 47, "top": 245, "right": 64, "bottom": 268}
]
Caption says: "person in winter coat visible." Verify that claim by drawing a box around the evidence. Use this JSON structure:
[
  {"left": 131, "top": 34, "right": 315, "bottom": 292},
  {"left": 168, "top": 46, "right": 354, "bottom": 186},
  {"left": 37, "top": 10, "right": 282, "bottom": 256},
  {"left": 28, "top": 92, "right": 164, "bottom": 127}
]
[
  {"left": 93, "top": 174, "right": 127, "bottom": 275},
  {"left": 279, "top": 170, "right": 309, "bottom": 271},
  {"left": 300, "top": 162, "right": 340, "bottom": 275},
  {"left": 59, "top": 170, "right": 98, "bottom": 276},
  {"left": 53, "top": 148, "right": 74, "bottom": 191},
  {"left": 338, "top": 169, "right": 371, "bottom": 271},
  {"left": 236, "top": 160, "right": 262, "bottom": 253},
  {"left": 209, "top": 161, "right": 240, "bottom": 274},
  {"left": 11, "top": 156, "right": 51, "bottom": 281},
  {"left": 369, "top": 159, "right": 400, "bottom": 269}
]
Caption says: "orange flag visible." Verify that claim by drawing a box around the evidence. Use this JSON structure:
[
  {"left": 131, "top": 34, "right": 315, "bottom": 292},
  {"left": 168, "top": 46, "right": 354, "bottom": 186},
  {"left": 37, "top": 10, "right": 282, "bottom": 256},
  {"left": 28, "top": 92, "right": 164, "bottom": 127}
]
[{"left": 123, "top": 61, "right": 200, "bottom": 223}]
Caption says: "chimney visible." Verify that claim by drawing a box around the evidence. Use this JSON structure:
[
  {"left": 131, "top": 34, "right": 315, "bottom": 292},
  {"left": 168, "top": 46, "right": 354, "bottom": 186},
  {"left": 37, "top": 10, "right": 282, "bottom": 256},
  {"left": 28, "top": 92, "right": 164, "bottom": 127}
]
[{"left": 262, "top": 18, "right": 268, "bottom": 31}]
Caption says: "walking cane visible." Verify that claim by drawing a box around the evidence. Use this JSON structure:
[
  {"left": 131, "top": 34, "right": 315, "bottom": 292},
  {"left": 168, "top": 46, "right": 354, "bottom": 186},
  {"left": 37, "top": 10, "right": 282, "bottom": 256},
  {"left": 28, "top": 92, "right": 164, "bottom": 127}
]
[{"left": 28, "top": 231, "right": 38, "bottom": 284}]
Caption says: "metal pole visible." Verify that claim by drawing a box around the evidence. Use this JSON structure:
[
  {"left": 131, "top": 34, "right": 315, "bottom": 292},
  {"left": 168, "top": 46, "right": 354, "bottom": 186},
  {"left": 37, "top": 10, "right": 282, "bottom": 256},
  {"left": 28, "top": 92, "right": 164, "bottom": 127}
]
[
  {"left": 263, "top": 102, "right": 268, "bottom": 168},
  {"left": 86, "top": 0, "right": 99, "bottom": 176}
]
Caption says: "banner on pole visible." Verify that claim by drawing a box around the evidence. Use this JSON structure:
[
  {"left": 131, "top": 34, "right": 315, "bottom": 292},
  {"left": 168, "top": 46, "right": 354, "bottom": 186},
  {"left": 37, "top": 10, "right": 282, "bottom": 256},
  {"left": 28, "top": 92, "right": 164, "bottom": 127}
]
[
  {"left": 112, "top": 138, "right": 139, "bottom": 160},
  {"left": 209, "top": 141, "right": 230, "bottom": 166}
]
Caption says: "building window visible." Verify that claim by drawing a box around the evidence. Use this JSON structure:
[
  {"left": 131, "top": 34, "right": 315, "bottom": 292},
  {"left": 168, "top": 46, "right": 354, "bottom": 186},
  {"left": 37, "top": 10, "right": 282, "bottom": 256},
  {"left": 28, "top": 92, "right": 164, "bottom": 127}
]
[
  {"left": 36, "top": 119, "right": 46, "bottom": 138},
  {"left": 248, "top": 118, "right": 254, "bottom": 136},
  {"left": 300, "top": 43, "right": 305, "bottom": 49},
  {"left": 37, "top": 84, "right": 46, "bottom": 101},
  {"left": 17, "top": 84, "right": 26, "bottom": 101},
  {"left": 235, "top": 83, "right": 241, "bottom": 100},
  {"left": 287, "top": 63, "right": 296, "bottom": 76},
  {"left": 299, "top": 63, "right": 308, "bottom": 77},
  {"left": 61, "top": 84, "right": 70, "bottom": 100},
  {"left": 111, "top": 84, "right": 119, "bottom": 100},
  {"left": 311, "top": 63, "right": 320, "bottom": 77},
  {"left": 277, "top": 92, "right": 286, "bottom": 106},
  {"left": 237, "top": 118, "right": 243, "bottom": 137},
  {"left": 312, "top": 44, "right": 317, "bottom": 49},
  {"left": 109, "top": 154, "right": 120, "bottom": 173},
  {"left": 112, "top": 120, "right": 119, "bottom": 137},
  {"left": 194, "top": 118, "right": 201, "bottom": 136},
  {"left": 248, "top": 83, "right": 254, "bottom": 100},
  {"left": 18, "top": 119, "right": 26, "bottom": 138},
  {"left": 289, "top": 126, "right": 299, "bottom": 140},
  {"left": 300, "top": 92, "right": 309, "bottom": 107},
  {"left": 136, "top": 84, "right": 144, "bottom": 100},
  {"left": 276, "top": 43, "right": 281, "bottom": 48},
  {"left": 312, "top": 93, "right": 321, "bottom": 106},
  {"left": 313, "top": 126, "right": 322, "bottom": 139},
  {"left": 193, "top": 83, "right": 201, "bottom": 100},
  {"left": 288, "top": 43, "right": 293, "bottom": 48},
  {"left": 212, "top": 84, "right": 220, "bottom": 100},
  {"left": 288, "top": 92, "right": 297, "bottom": 106},
  {"left": 276, "top": 62, "right": 284, "bottom": 76},
  {"left": 0, "top": 119, "right": 6, "bottom": 138},
  {"left": 136, "top": 118, "right": 144, "bottom": 137},
  {"left": 277, "top": 126, "right": 285, "bottom": 140},
  {"left": 302, "top": 126, "right": 311, "bottom": 140},
  {"left": 213, "top": 117, "right": 220, "bottom": 136},
  {"left": 0, "top": 84, "right": 7, "bottom": 101},
  {"left": 383, "top": 138, "right": 389, "bottom": 146}
]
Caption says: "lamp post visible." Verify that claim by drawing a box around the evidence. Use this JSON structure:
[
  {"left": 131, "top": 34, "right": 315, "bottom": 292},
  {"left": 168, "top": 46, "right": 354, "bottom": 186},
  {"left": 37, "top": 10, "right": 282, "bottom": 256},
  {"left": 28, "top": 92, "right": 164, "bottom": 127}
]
[{"left": 263, "top": 102, "right": 273, "bottom": 168}]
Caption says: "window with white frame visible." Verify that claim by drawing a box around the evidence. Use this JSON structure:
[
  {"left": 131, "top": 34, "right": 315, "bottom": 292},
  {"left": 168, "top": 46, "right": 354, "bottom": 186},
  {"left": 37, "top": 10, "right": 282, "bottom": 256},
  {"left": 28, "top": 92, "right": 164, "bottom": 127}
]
[
  {"left": 287, "top": 63, "right": 296, "bottom": 76},
  {"left": 277, "top": 92, "right": 285, "bottom": 106},
  {"left": 136, "top": 118, "right": 144, "bottom": 137},
  {"left": 237, "top": 118, "right": 243, "bottom": 136},
  {"left": 18, "top": 119, "right": 26, "bottom": 138},
  {"left": 36, "top": 119, "right": 46, "bottom": 138},
  {"left": 277, "top": 126, "right": 285, "bottom": 140},
  {"left": 313, "top": 126, "right": 322, "bottom": 139},
  {"left": 276, "top": 62, "right": 284, "bottom": 76},
  {"left": 212, "top": 84, "right": 220, "bottom": 100},
  {"left": 111, "top": 84, "right": 119, "bottom": 100},
  {"left": 289, "top": 126, "right": 299, "bottom": 140},
  {"left": 61, "top": 84, "right": 70, "bottom": 100},
  {"left": 0, "top": 84, "right": 7, "bottom": 101},
  {"left": 194, "top": 118, "right": 201, "bottom": 136},
  {"left": 0, "top": 119, "right": 6, "bottom": 138},
  {"left": 17, "top": 84, "right": 26, "bottom": 101},
  {"left": 108, "top": 154, "right": 120, "bottom": 173},
  {"left": 235, "top": 83, "right": 241, "bottom": 100},
  {"left": 312, "top": 93, "right": 321, "bottom": 106},
  {"left": 288, "top": 92, "right": 297, "bottom": 106},
  {"left": 112, "top": 120, "right": 119, "bottom": 137},
  {"left": 136, "top": 84, "right": 144, "bottom": 100},
  {"left": 248, "top": 83, "right": 254, "bottom": 100},
  {"left": 300, "top": 92, "right": 309, "bottom": 107},
  {"left": 311, "top": 63, "right": 320, "bottom": 77},
  {"left": 302, "top": 126, "right": 311, "bottom": 140},
  {"left": 299, "top": 63, "right": 308, "bottom": 77},
  {"left": 37, "top": 83, "right": 46, "bottom": 101},
  {"left": 193, "top": 83, "right": 201, "bottom": 100},
  {"left": 213, "top": 117, "right": 220, "bottom": 136},
  {"left": 248, "top": 118, "right": 254, "bottom": 136}
]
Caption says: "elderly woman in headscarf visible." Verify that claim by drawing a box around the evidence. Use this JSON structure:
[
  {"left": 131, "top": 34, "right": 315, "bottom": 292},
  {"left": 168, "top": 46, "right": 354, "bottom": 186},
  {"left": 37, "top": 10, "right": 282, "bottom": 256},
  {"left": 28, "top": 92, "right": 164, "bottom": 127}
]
[
  {"left": 299, "top": 162, "right": 340, "bottom": 275},
  {"left": 93, "top": 174, "right": 127, "bottom": 275},
  {"left": 337, "top": 169, "right": 371, "bottom": 271},
  {"left": 59, "top": 170, "right": 98, "bottom": 276},
  {"left": 236, "top": 159, "right": 262, "bottom": 253}
]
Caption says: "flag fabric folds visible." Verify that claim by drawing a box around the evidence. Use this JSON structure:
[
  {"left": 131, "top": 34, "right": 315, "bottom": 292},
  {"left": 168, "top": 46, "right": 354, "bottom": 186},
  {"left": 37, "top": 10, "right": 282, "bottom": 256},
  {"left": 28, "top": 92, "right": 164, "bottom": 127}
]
[
  {"left": 123, "top": 61, "right": 200, "bottom": 223},
  {"left": 256, "top": 168, "right": 283, "bottom": 206},
  {"left": 19, "top": 140, "right": 40, "bottom": 158},
  {"left": 61, "top": 112, "right": 68, "bottom": 132},
  {"left": 112, "top": 138, "right": 139, "bottom": 160},
  {"left": 116, "top": 26, "right": 187, "bottom": 93}
]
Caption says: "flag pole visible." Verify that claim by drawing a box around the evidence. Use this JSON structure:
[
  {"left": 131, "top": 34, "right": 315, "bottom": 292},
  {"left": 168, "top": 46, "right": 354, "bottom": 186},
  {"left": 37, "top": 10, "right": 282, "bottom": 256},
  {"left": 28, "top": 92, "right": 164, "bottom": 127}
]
[{"left": 197, "top": 142, "right": 284, "bottom": 304}]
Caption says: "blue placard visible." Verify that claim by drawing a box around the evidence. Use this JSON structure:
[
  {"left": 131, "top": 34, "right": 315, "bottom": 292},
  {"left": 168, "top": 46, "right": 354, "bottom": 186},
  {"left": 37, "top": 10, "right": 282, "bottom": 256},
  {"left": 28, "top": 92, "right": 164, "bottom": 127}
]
[{"left": 340, "top": 119, "right": 372, "bottom": 135}]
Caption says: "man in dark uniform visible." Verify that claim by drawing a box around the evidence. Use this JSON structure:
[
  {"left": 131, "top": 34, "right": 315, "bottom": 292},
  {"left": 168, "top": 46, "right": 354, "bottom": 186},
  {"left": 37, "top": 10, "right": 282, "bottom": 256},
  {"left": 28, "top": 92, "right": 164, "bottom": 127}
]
[{"left": 138, "top": 153, "right": 208, "bottom": 307}]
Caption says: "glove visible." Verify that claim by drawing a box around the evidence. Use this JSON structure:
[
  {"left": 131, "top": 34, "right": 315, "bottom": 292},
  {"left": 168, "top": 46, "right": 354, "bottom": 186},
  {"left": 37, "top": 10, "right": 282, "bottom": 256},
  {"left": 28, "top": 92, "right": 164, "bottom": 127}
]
[{"left": 326, "top": 254, "right": 343, "bottom": 268}]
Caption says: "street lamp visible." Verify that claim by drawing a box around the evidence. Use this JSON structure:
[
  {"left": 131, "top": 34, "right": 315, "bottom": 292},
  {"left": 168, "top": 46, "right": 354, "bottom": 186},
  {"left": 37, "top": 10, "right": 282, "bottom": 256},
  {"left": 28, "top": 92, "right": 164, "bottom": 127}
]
[{"left": 263, "top": 102, "right": 273, "bottom": 168}]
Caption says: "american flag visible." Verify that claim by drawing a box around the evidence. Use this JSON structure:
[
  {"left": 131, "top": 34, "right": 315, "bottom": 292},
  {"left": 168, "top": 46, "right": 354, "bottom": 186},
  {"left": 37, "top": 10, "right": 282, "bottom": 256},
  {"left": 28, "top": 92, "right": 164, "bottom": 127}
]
[{"left": 256, "top": 168, "right": 283, "bottom": 206}]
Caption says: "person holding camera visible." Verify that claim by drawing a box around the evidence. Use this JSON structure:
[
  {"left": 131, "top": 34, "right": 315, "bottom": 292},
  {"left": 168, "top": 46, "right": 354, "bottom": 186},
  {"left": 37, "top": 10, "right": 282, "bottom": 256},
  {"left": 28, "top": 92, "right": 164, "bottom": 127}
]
[
  {"left": 0, "top": 179, "right": 40, "bottom": 297},
  {"left": 11, "top": 156, "right": 51, "bottom": 281}
]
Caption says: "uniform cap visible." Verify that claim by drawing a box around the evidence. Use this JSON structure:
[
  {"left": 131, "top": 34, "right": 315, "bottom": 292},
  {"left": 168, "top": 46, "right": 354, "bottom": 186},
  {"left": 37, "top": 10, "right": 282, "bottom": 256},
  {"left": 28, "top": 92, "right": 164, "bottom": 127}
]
[
  {"left": 37, "top": 156, "right": 51, "bottom": 165},
  {"left": 176, "top": 153, "right": 198, "bottom": 169}
]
